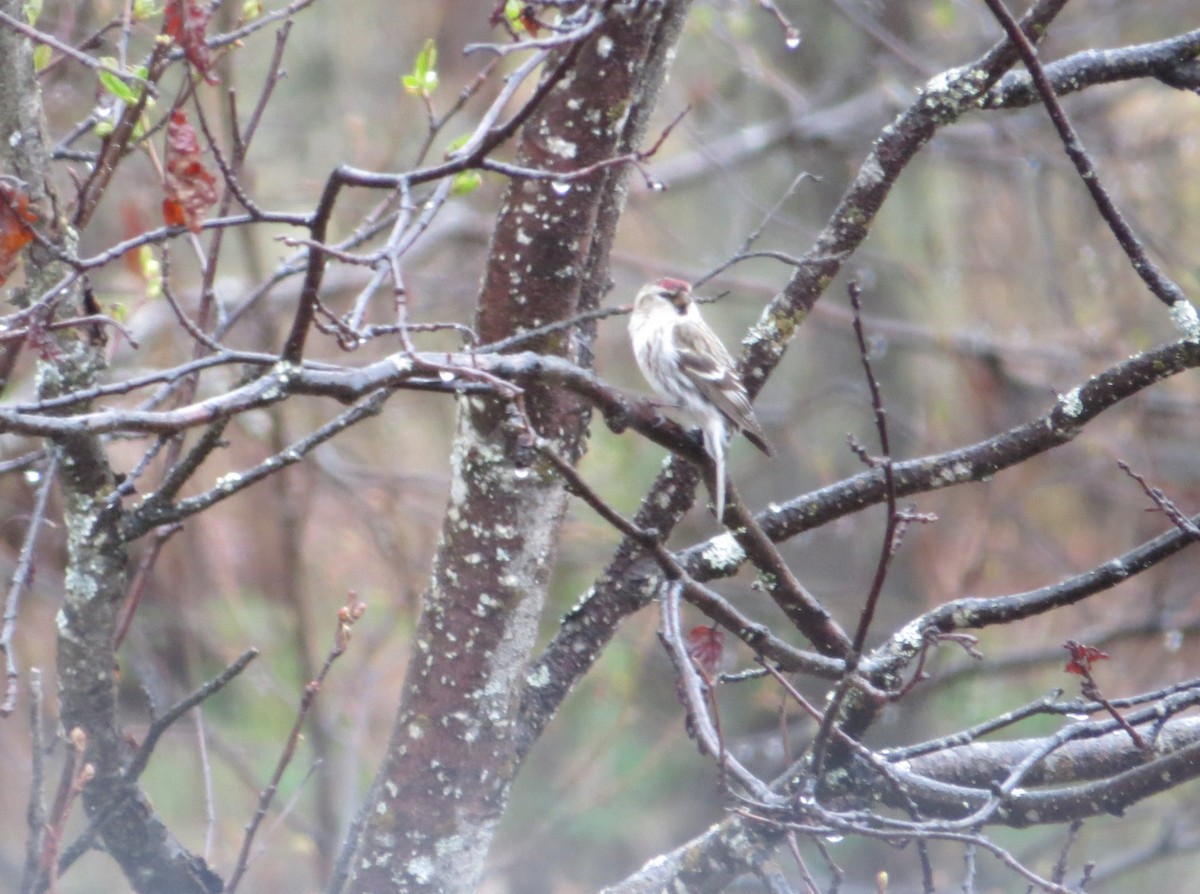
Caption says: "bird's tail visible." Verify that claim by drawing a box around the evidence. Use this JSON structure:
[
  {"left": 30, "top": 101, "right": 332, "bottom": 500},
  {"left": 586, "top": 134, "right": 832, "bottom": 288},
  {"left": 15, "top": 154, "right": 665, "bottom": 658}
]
[{"left": 703, "top": 418, "right": 728, "bottom": 519}]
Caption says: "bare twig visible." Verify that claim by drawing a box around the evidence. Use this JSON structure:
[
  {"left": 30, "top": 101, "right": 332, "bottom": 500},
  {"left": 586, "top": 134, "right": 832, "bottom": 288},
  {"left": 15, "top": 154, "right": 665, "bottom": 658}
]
[
  {"left": 809, "top": 282, "right": 900, "bottom": 781},
  {"left": 979, "top": 0, "right": 1199, "bottom": 334},
  {"left": 658, "top": 581, "right": 780, "bottom": 805},
  {"left": 0, "top": 8, "right": 153, "bottom": 85},
  {"left": 0, "top": 451, "right": 59, "bottom": 716},
  {"left": 112, "top": 523, "right": 183, "bottom": 651},
  {"left": 52, "top": 649, "right": 259, "bottom": 880},
  {"left": 532, "top": 426, "right": 842, "bottom": 678},
  {"left": 18, "top": 669, "right": 46, "bottom": 894},
  {"left": 224, "top": 597, "right": 366, "bottom": 893},
  {"left": 1117, "top": 460, "right": 1200, "bottom": 539},
  {"left": 40, "top": 729, "right": 93, "bottom": 894}
]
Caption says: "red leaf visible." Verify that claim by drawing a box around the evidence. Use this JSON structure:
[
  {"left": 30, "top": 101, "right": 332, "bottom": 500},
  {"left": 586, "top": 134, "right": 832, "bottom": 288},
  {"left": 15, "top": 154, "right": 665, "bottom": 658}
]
[
  {"left": 162, "top": 110, "right": 218, "bottom": 234},
  {"left": 686, "top": 625, "right": 725, "bottom": 678},
  {"left": 1063, "top": 640, "right": 1108, "bottom": 676},
  {"left": 518, "top": 8, "right": 542, "bottom": 37},
  {"left": 0, "top": 181, "right": 38, "bottom": 287},
  {"left": 165, "top": 0, "right": 218, "bottom": 85}
]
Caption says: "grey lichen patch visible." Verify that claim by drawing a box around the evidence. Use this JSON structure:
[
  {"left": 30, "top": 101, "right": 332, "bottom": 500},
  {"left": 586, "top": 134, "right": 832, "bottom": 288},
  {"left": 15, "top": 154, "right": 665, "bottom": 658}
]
[
  {"left": 1057, "top": 387, "right": 1084, "bottom": 419},
  {"left": 1169, "top": 299, "right": 1200, "bottom": 340},
  {"left": 933, "top": 460, "right": 974, "bottom": 488},
  {"left": 270, "top": 358, "right": 301, "bottom": 384},
  {"left": 1050, "top": 387, "right": 1085, "bottom": 439},
  {"left": 701, "top": 532, "right": 746, "bottom": 573},
  {"left": 920, "top": 65, "right": 991, "bottom": 123},
  {"left": 63, "top": 563, "right": 100, "bottom": 603},
  {"left": 406, "top": 855, "right": 436, "bottom": 883},
  {"left": 55, "top": 608, "right": 83, "bottom": 642},
  {"left": 544, "top": 135, "right": 578, "bottom": 159},
  {"left": 214, "top": 472, "right": 243, "bottom": 492},
  {"left": 525, "top": 662, "right": 552, "bottom": 689},
  {"left": 893, "top": 619, "right": 925, "bottom": 654},
  {"left": 857, "top": 152, "right": 886, "bottom": 187}
]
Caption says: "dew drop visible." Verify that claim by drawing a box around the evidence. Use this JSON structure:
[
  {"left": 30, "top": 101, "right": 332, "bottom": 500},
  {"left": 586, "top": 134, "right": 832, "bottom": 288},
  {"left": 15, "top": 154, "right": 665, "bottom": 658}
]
[
  {"left": 785, "top": 28, "right": 802, "bottom": 49},
  {"left": 1164, "top": 629, "right": 1184, "bottom": 652},
  {"left": 824, "top": 834, "right": 844, "bottom": 844},
  {"left": 550, "top": 181, "right": 571, "bottom": 195},
  {"left": 438, "top": 370, "right": 456, "bottom": 382},
  {"left": 23, "top": 470, "right": 41, "bottom": 485}
]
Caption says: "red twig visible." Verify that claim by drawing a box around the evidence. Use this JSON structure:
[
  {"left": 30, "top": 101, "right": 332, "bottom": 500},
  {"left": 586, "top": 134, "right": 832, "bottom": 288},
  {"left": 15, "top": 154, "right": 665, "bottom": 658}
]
[{"left": 40, "top": 729, "right": 93, "bottom": 894}]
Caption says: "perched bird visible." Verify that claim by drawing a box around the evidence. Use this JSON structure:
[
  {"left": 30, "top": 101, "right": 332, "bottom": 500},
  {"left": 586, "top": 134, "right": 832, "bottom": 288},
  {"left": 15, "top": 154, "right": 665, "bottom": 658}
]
[{"left": 628, "top": 277, "right": 770, "bottom": 518}]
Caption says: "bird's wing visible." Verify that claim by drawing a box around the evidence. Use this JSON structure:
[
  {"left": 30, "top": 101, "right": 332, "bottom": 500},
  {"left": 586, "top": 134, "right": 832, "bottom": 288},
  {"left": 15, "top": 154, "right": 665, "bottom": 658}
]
[{"left": 673, "top": 319, "right": 771, "bottom": 456}]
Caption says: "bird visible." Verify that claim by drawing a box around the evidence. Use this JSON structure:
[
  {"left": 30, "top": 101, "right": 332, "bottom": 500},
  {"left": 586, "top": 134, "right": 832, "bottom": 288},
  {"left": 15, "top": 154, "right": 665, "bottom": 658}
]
[{"left": 628, "top": 277, "right": 770, "bottom": 518}]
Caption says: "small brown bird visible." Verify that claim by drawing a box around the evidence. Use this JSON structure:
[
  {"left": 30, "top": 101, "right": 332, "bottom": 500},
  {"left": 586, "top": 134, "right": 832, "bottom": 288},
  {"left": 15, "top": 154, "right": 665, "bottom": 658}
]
[{"left": 628, "top": 277, "right": 770, "bottom": 517}]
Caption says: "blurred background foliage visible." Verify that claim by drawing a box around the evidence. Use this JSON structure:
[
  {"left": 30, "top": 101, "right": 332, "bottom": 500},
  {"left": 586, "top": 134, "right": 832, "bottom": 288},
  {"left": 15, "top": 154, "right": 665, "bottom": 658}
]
[{"left": 3, "top": 0, "right": 1200, "bottom": 891}]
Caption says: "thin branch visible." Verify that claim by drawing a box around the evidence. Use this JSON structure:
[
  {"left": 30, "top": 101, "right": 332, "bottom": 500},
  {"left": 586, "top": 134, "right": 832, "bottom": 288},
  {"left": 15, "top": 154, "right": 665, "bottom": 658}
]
[
  {"left": 52, "top": 649, "right": 259, "bottom": 879},
  {"left": 127, "top": 387, "right": 393, "bottom": 537},
  {"left": 1117, "top": 460, "right": 1200, "bottom": 538},
  {"left": 0, "top": 9, "right": 154, "bottom": 86},
  {"left": 658, "top": 581, "right": 781, "bottom": 805},
  {"left": 40, "top": 729, "right": 93, "bottom": 894},
  {"left": 809, "top": 282, "right": 903, "bottom": 782},
  {"left": 125, "top": 649, "right": 260, "bottom": 783},
  {"left": 0, "top": 451, "right": 58, "bottom": 717},
  {"left": 533, "top": 431, "right": 842, "bottom": 678},
  {"left": 224, "top": 597, "right": 365, "bottom": 894},
  {"left": 18, "top": 669, "right": 46, "bottom": 894},
  {"left": 979, "top": 0, "right": 1197, "bottom": 331}
]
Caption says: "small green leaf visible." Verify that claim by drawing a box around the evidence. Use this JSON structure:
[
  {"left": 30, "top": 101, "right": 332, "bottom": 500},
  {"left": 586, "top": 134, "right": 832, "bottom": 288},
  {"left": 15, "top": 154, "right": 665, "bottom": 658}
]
[
  {"left": 403, "top": 38, "right": 439, "bottom": 96},
  {"left": 32, "top": 44, "right": 51, "bottom": 71},
  {"left": 99, "top": 71, "right": 138, "bottom": 104},
  {"left": 93, "top": 120, "right": 115, "bottom": 138},
  {"left": 242, "top": 0, "right": 262, "bottom": 20},
  {"left": 23, "top": 0, "right": 42, "bottom": 26},
  {"left": 132, "top": 0, "right": 159, "bottom": 19},
  {"left": 444, "top": 133, "right": 471, "bottom": 158},
  {"left": 98, "top": 57, "right": 141, "bottom": 104},
  {"left": 504, "top": 0, "right": 524, "bottom": 28},
  {"left": 138, "top": 246, "right": 162, "bottom": 299},
  {"left": 415, "top": 38, "right": 436, "bottom": 78},
  {"left": 451, "top": 170, "right": 482, "bottom": 196}
]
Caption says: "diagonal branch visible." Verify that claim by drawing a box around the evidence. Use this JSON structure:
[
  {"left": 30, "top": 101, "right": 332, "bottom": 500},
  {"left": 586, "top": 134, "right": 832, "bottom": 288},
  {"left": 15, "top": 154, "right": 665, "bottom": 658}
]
[{"left": 980, "top": 0, "right": 1198, "bottom": 332}]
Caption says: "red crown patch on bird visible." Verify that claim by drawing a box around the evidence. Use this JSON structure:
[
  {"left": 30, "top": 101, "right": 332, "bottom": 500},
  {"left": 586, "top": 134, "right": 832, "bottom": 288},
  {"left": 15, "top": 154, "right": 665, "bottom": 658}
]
[{"left": 655, "top": 277, "right": 691, "bottom": 295}]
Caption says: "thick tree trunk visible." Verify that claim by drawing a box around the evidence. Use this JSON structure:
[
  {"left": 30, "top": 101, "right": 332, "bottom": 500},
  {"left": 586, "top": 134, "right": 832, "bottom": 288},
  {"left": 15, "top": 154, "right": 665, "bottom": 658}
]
[
  {"left": 1, "top": 4, "right": 222, "bottom": 891},
  {"left": 337, "top": 4, "right": 692, "bottom": 891}
]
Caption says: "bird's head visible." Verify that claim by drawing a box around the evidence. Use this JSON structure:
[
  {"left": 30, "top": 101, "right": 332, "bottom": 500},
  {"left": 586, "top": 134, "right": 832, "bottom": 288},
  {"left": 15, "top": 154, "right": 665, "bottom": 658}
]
[{"left": 635, "top": 277, "right": 693, "bottom": 316}]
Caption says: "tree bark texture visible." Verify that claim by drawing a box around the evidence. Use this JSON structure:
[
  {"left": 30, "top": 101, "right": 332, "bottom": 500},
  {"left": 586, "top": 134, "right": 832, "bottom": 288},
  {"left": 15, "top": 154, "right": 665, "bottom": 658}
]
[
  {"left": 1, "top": 5, "right": 221, "bottom": 891},
  {"left": 339, "top": 4, "right": 693, "bottom": 892}
]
